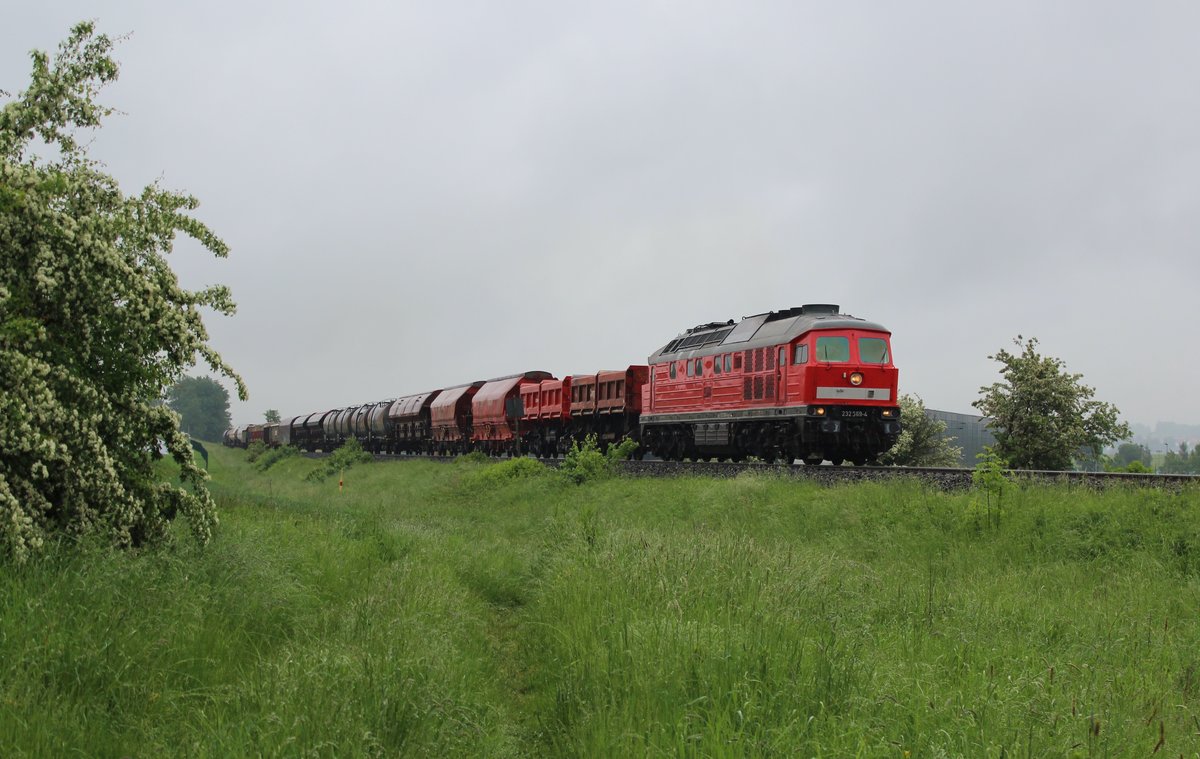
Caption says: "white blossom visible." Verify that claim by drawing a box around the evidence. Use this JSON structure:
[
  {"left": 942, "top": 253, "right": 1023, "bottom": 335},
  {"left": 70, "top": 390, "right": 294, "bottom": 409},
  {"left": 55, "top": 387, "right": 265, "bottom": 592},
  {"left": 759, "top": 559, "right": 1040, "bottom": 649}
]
[{"left": 1, "top": 23, "right": 244, "bottom": 562}]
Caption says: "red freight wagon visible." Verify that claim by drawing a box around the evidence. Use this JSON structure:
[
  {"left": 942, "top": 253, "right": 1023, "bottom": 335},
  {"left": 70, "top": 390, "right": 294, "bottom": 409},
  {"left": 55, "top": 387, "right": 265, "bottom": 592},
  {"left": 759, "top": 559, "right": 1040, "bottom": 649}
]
[
  {"left": 471, "top": 371, "right": 554, "bottom": 454},
  {"left": 519, "top": 382, "right": 542, "bottom": 423},
  {"left": 387, "top": 390, "right": 442, "bottom": 455},
  {"left": 521, "top": 376, "right": 573, "bottom": 456},
  {"left": 430, "top": 381, "right": 485, "bottom": 455},
  {"left": 641, "top": 305, "right": 900, "bottom": 465},
  {"left": 568, "top": 366, "right": 649, "bottom": 449}
]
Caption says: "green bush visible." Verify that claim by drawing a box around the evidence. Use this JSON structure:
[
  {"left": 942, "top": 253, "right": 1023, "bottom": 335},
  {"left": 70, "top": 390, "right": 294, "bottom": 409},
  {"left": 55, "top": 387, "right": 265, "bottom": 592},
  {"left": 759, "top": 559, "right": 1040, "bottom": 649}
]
[
  {"left": 244, "top": 440, "right": 267, "bottom": 463},
  {"left": 477, "top": 456, "right": 547, "bottom": 484},
  {"left": 304, "top": 439, "right": 373, "bottom": 483},
  {"left": 455, "top": 450, "right": 490, "bottom": 465},
  {"left": 557, "top": 435, "right": 638, "bottom": 485},
  {"left": 609, "top": 437, "right": 640, "bottom": 462},
  {"left": 255, "top": 445, "right": 299, "bottom": 472},
  {"left": 1107, "top": 459, "right": 1152, "bottom": 474}
]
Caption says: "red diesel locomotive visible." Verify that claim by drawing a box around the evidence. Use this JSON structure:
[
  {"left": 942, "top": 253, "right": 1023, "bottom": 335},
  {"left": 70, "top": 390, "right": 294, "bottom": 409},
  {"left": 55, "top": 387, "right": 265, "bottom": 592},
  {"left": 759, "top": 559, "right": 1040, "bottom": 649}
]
[
  {"left": 225, "top": 304, "right": 901, "bottom": 464},
  {"left": 640, "top": 304, "right": 901, "bottom": 465}
]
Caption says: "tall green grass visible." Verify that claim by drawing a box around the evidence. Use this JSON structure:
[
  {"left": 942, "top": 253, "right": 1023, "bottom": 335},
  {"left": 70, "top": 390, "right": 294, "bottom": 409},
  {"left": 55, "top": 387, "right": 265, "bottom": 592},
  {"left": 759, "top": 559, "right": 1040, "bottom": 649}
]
[{"left": 2, "top": 448, "right": 1197, "bottom": 757}]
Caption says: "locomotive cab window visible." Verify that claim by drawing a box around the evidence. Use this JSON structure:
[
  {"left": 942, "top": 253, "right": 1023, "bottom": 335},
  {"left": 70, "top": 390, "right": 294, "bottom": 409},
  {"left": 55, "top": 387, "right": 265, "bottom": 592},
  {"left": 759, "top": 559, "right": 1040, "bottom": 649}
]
[
  {"left": 714, "top": 356, "right": 722, "bottom": 374},
  {"left": 694, "top": 358, "right": 703, "bottom": 376},
  {"left": 815, "top": 336, "right": 849, "bottom": 362},
  {"left": 793, "top": 344, "right": 808, "bottom": 365},
  {"left": 669, "top": 362, "right": 677, "bottom": 379},
  {"left": 686, "top": 361, "right": 693, "bottom": 377},
  {"left": 724, "top": 354, "right": 732, "bottom": 373},
  {"left": 859, "top": 338, "right": 890, "bottom": 364}
]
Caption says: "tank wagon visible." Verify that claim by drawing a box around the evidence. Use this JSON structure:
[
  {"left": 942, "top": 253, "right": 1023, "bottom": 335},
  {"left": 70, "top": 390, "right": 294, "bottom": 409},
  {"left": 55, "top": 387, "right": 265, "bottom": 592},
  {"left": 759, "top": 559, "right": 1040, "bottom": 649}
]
[{"left": 226, "top": 305, "right": 901, "bottom": 464}]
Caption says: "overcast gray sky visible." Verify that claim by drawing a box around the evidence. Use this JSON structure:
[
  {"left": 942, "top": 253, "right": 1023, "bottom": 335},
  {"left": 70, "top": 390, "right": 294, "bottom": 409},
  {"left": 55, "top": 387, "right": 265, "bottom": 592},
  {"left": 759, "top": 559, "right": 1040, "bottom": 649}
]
[{"left": 5, "top": 2, "right": 1199, "bottom": 430}]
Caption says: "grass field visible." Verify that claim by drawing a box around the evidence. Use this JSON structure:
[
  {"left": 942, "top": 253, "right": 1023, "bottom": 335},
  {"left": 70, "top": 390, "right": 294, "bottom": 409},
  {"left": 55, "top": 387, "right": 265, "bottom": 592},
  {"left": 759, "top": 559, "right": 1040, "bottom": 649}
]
[{"left": 2, "top": 447, "right": 1199, "bottom": 757}]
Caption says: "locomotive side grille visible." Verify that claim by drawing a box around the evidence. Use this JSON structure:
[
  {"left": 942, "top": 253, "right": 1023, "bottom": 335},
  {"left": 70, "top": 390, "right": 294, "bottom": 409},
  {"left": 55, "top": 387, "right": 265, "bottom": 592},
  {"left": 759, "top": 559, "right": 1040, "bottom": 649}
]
[
  {"left": 744, "top": 349, "right": 753, "bottom": 370},
  {"left": 766, "top": 349, "right": 775, "bottom": 370},
  {"left": 743, "top": 377, "right": 752, "bottom": 400},
  {"left": 754, "top": 349, "right": 764, "bottom": 372},
  {"left": 754, "top": 376, "right": 764, "bottom": 399},
  {"left": 765, "top": 375, "right": 774, "bottom": 399}
]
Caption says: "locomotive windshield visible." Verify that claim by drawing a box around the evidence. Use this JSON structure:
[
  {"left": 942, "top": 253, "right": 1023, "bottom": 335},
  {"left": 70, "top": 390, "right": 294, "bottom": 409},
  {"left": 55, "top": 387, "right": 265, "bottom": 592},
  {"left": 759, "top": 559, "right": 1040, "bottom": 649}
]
[
  {"left": 858, "top": 338, "right": 890, "bottom": 364},
  {"left": 815, "top": 336, "right": 850, "bottom": 362}
]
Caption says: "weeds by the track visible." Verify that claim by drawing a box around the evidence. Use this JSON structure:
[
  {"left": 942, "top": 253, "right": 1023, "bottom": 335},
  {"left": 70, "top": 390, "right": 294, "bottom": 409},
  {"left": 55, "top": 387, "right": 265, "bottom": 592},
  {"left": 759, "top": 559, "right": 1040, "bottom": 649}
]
[{"left": 2, "top": 447, "right": 1197, "bottom": 756}]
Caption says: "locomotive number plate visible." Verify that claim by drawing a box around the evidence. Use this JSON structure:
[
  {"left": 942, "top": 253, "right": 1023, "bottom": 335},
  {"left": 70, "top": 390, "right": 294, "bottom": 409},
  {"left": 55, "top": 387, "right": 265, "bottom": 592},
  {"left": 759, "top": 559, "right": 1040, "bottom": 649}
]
[{"left": 841, "top": 409, "right": 869, "bottom": 418}]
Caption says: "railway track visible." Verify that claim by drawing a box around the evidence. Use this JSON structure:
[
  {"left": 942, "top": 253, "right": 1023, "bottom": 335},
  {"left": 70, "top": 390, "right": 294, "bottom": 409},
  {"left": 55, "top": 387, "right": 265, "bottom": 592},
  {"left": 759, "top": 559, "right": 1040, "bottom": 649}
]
[
  {"left": 617, "top": 460, "right": 1199, "bottom": 490},
  {"left": 302, "top": 451, "right": 1199, "bottom": 491}
]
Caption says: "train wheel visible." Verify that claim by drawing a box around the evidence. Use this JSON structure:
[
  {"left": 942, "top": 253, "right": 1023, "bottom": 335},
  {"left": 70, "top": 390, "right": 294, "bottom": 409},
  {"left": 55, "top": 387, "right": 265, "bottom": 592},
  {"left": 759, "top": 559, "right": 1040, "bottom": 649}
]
[
  {"left": 672, "top": 439, "right": 686, "bottom": 462},
  {"left": 803, "top": 456, "right": 823, "bottom": 466}
]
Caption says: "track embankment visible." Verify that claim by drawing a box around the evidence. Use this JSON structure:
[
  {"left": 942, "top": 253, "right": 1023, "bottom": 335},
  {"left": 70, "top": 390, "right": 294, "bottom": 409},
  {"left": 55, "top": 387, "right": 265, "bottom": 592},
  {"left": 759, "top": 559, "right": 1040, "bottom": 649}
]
[{"left": 302, "top": 450, "right": 1199, "bottom": 491}]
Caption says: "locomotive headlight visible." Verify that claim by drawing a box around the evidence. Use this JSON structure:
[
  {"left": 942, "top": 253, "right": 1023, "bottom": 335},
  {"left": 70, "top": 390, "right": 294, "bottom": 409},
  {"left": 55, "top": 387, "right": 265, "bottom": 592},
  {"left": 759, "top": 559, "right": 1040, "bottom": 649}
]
[
  {"left": 881, "top": 408, "right": 896, "bottom": 418},
  {"left": 813, "top": 407, "right": 826, "bottom": 416},
  {"left": 849, "top": 372, "right": 864, "bottom": 386}
]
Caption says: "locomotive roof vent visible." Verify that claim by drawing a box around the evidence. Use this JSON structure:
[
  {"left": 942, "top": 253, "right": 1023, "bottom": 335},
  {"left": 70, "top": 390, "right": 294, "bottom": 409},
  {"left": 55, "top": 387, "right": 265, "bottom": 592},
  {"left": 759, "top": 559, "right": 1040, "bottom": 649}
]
[
  {"left": 764, "top": 306, "right": 805, "bottom": 321},
  {"left": 687, "top": 319, "right": 735, "bottom": 334},
  {"left": 758, "top": 304, "right": 840, "bottom": 322},
  {"left": 800, "top": 303, "right": 839, "bottom": 315}
]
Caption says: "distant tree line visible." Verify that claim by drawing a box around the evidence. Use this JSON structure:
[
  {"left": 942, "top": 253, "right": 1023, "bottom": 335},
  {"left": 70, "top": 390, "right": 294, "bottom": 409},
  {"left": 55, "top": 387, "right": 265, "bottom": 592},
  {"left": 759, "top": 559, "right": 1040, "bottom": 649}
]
[
  {"left": 1160, "top": 443, "right": 1200, "bottom": 475},
  {"left": 166, "top": 376, "right": 232, "bottom": 442}
]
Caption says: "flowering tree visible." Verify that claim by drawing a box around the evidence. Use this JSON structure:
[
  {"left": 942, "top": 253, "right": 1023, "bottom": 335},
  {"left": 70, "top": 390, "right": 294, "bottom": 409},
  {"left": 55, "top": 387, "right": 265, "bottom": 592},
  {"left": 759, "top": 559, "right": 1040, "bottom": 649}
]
[
  {"left": 974, "top": 336, "right": 1128, "bottom": 471},
  {"left": 877, "top": 394, "right": 962, "bottom": 467},
  {"left": 0, "top": 23, "right": 245, "bottom": 562}
]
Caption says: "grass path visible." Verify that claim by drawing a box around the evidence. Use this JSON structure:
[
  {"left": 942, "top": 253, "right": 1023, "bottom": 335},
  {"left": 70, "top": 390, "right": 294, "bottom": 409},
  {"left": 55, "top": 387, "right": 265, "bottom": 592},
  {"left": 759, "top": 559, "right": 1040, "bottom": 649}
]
[{"left": 2, "top": 446, "right": 1199, "bottom": 756}]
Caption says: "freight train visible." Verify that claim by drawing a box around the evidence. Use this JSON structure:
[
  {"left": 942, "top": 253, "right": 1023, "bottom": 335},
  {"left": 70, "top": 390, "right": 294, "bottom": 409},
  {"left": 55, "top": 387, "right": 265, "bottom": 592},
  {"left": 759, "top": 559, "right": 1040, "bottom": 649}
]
[{"left": 223, "top": 304, "right": 902, "bottom": 465}]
